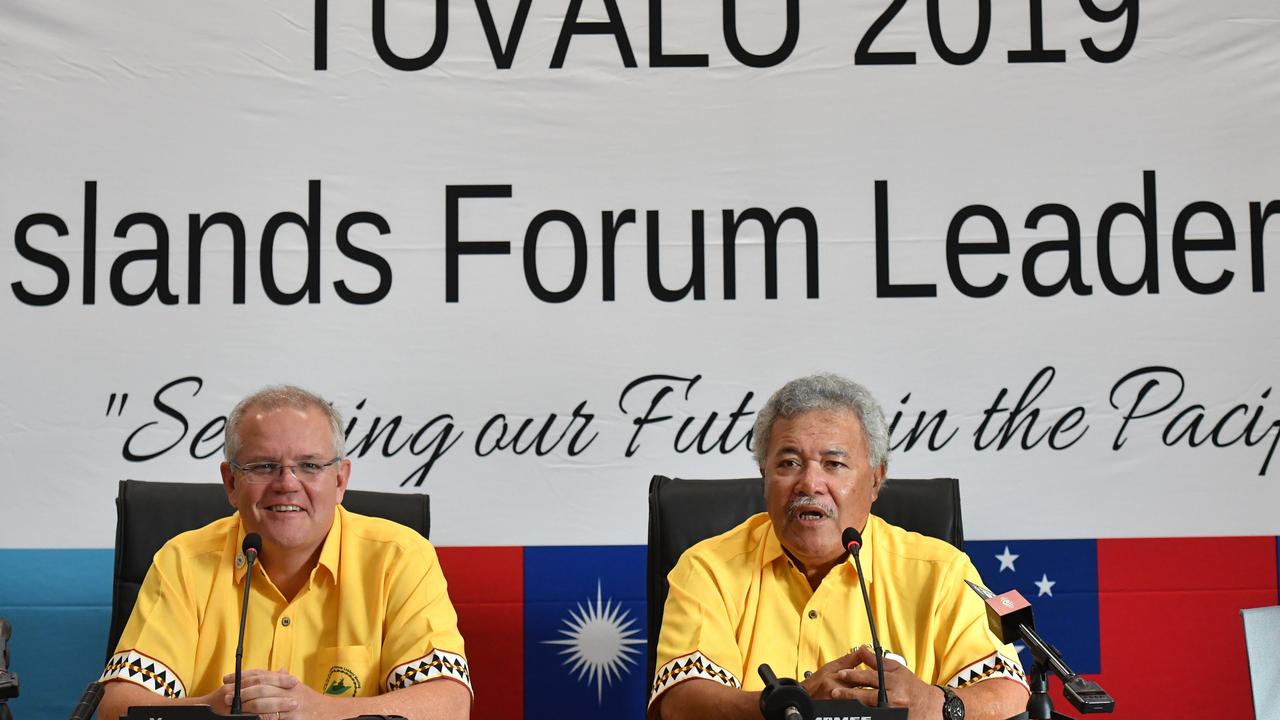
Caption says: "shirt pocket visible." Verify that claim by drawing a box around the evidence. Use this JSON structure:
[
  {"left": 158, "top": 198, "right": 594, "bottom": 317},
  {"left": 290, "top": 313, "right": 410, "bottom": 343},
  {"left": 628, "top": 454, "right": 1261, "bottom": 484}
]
[{"left": 313, "top": 645, "right": 375, "bottom": 697}]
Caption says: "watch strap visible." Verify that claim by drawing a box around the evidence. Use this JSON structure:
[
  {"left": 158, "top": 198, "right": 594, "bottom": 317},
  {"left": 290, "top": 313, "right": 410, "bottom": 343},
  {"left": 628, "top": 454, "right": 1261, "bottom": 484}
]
[{"left": 936, "top": 684, "right": 965, "bottom": 720}]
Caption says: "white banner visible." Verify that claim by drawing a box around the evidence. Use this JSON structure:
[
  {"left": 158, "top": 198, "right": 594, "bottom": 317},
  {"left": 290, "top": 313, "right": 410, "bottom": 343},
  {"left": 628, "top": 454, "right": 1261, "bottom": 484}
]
[{"left": 2, "top": 0, "right": 1278, "bottom": 548}]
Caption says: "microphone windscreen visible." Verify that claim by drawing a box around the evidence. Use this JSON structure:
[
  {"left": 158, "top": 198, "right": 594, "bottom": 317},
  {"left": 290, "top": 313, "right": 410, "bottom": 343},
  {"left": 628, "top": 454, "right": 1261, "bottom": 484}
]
[
  {"left": 242, "top": 532, "right": 263, "bottom": 558},
  {"left": 841, "top": 527, "right": 862, "bottom": 552},
  {"left": 983, "top": 589, "right": 1034, "bottom": 644}
]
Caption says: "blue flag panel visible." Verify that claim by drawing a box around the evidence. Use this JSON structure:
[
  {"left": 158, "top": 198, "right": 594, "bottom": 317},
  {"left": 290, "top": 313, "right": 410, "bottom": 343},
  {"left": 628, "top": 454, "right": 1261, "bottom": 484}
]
[
  {"left": 0, "top": 549, "right": 114, "bottom": 720},
  {"left": 523, "top": 545, "right": 648, "bottom": 720},
  {"left": 966, "top": 539, "right": 1101, "bottom": 675}
]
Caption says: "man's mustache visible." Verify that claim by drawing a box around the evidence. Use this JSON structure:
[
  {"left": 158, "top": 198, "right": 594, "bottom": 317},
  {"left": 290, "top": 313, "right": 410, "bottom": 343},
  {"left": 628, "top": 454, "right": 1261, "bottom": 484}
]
[{"left": 785, "top": 495, "right": 836, "bottom": 518}]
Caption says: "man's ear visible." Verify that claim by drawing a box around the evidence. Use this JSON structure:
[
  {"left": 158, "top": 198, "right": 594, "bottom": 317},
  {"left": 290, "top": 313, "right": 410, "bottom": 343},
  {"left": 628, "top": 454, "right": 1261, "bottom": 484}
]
[
  {"left": 871, "top": 463, "right": 887, "bottom": 501},
  {"left": 334, "top": 458, "right": 351, "bottom": 504},
  {"left": 220, "top": 462, "right": 237, "bottom": 507}
]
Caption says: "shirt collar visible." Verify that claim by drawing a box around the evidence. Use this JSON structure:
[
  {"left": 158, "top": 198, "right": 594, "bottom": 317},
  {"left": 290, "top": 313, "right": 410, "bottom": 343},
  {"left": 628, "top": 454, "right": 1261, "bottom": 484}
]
[
  {"left": 851, "top": 514, "right": 876, "bottom": 584},
  {"left": 762, "top": 520, "right": 787, "bottom": 566},
  {"left": 315, "top": 505, "right": 344, "bottom": 581},
  {"left": 232, "top": 517, "right": 254, "bottom": 584}
]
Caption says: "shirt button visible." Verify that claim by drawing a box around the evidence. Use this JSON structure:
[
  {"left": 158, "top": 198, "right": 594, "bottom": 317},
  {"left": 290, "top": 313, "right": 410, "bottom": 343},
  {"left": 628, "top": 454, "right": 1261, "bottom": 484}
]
[
  {"left": 281, "top": 617, "right": 291, "bottom": 627},
  {"left": 808, "top": 610, "right": 818, "bottom": 619},
  {"left": 803, "top": 671, "right": 813, "bottom": 679}
]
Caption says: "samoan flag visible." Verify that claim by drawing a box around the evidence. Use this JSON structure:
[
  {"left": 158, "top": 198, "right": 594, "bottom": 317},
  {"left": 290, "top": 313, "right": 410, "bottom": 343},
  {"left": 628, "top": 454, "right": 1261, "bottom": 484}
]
[{"left": 969, "top": 536, "right": 1280, "bottom": 720}]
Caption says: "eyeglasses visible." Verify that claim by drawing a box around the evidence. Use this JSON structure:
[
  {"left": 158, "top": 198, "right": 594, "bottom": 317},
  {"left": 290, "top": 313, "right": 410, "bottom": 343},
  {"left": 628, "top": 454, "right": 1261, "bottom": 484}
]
[{"left": 230, "top": 458, "right": 342, "bottom": 483}]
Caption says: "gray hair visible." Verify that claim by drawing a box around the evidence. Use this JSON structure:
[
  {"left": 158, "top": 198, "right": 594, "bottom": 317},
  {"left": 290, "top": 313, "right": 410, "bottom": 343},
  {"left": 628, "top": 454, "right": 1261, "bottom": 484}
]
[
  {"left": 224, "top": 385, "right": 345, "bottom": 462},
  {"left": 752, "top": 373, "right": 890, "bottom": 471}
]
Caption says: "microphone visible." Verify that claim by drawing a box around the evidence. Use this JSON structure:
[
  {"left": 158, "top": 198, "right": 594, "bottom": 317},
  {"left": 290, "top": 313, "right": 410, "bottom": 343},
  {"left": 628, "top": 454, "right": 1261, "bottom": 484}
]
[
  {"left": 964, "top": 579, "right": 1034, "bottom": 644},
  {"left": 842, "top": 527, "right": 889, "bottom": 709},
  {"left": 758, "top": 664, "right": 812, "bottom": 720},
  {"left": 231, "top": 533, "right": 262, "bottom": 715},
  {"left": 66, "top": 681, "right": 103, "bottom": 720},
  {"left": 964, "top": 580, "right": 1114, "bottom": 715}
]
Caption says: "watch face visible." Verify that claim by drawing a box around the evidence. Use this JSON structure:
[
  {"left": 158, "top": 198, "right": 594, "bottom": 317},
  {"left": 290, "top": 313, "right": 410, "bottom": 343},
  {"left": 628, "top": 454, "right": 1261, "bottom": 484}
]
[{"left": 942, "top": 689, "right": 965, "bottom": 720}]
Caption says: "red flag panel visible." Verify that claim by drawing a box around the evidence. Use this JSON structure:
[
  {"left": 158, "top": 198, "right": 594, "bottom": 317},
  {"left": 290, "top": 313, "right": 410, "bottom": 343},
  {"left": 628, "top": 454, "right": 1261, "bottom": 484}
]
[
  {"left": 1091, "top": 536, "right": 1278, "bottom": 719},
  {"left": 437, "top": 546, "right": 524, "bottom": 720}
]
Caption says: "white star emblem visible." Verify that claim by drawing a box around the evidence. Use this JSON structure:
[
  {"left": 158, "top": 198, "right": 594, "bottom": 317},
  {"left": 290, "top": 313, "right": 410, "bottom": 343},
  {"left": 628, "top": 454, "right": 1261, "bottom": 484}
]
[
  {"left": 1034, "top": 573, "right": 1056, "bottom": 597},
  {"left": 543, "top": 581, "right": 647, "bottom": 703},
  {"left": 995, "top": 546, "right": 1019, "bottom": 572}
]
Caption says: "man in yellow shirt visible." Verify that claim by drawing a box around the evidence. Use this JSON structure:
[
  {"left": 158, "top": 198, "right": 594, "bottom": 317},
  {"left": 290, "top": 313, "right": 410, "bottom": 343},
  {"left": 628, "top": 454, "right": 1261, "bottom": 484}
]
[
  {"left": 98, "top": 386, "right": 470, "bottom": 720},
  {"left": 650, "top": 374, "right": 1029, "bottom": 720}
]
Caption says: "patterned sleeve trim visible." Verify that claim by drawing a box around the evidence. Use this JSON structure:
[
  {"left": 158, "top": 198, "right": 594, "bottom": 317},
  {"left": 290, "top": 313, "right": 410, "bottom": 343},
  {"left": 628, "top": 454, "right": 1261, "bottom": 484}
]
[
  {"left": 385, "top": 648, "right": 472, "bottom": 696},
  {"left": 649, "top": 650, "right": 741, "bottom": 707},
  {"left": 99, "top": 649, "right": 186, "bottom": 699},
  {"left": 944, "top": 650, "right": 1029, "bottom": 691}
]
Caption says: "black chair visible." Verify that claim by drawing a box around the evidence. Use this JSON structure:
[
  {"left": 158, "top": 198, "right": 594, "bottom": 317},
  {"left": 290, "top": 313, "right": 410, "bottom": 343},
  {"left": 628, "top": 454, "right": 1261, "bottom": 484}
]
[
  {"left": 106, "top": 479, "right": 430, "bottom": 660},
  {"left": 645, "top": 475, "right": 963, "bottom": 683}
]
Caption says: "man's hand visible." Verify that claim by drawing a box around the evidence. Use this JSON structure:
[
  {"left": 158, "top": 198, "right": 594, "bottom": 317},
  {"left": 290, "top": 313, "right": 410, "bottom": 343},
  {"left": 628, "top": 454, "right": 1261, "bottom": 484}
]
[
  {"left": 198, "top": 686, "right": 233, "bottom": 715},
  {"left": 212, "top": 667, "right": 470, "bottom": 720},
  {"left": 220, "top": 669, "right": 329, "bottom": 720},
  {"left": 98, "top": 680, "right": 235, "bottom": 720},
  {"left": 822, "top": 646, "right": 943, "bottom": 719},
  {"left": 798, "top": 651, "right": 864, "bottom": 699}
]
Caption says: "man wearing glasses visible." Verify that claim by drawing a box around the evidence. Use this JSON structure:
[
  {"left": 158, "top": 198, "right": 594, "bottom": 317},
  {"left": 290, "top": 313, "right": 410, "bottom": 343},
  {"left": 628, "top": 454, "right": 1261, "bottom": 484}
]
[{"left": 98, "top": 386, "right": 470, "bottom": 720}]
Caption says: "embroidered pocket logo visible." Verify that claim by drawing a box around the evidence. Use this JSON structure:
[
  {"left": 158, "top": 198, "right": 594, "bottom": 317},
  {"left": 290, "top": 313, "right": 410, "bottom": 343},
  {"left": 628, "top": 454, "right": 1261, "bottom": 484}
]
[{"left": 323, "top": 666, "right": 361, "bottom": 696}]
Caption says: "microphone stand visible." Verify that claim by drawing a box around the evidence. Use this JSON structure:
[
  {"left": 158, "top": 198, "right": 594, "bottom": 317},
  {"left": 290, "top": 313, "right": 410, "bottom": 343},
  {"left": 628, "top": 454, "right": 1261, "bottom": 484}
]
[
  {"left": 66, "top": 681, "right": 104, "bottom": 720},
  {"left": 848, "top": 545, "right": 889, "bottom": 709},
  {"left": 758, "top": 664, "right": 812, "bottom": 720},
  {"left": 123, "top": 537, "right": 262, "bottom": 720},
  {"left": 1017, "top": 623, "right": 1113, "bottom": 720},
  {"left": 963, "top": 580, "right": 1113, "bottom": 720},
  {"left": 231, "top": 548, "right": 258, "bottom": 715},
  {"left": 833, "top": 528, "right": 906, "bottom": 719},
  {"left": 842, "top": 528, "right": 891, "bottom": 709}
]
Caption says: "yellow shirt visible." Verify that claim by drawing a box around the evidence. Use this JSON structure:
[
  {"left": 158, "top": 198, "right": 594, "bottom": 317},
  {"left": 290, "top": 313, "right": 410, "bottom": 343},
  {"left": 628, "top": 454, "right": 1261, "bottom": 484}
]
[
  {"left": 101, "top": 506, "right": 470, "bottom": 700},
  {"left": 651, "top": 513, "right": 1025, "bottom": 706}
]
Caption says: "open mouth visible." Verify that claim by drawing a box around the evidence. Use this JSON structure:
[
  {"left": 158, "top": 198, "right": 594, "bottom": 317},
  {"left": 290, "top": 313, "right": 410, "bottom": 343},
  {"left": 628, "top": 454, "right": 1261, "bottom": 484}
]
[
  {"left": 266, "top": 504, "right": 305, "bottom": 514},
  {"left": 786, "top": 496, "right": 835, "bottom": 523}
]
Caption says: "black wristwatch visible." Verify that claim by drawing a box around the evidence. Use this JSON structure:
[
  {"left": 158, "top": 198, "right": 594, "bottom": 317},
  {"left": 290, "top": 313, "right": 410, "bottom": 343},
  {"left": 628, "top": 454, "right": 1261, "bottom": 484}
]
[{"left": 937, "top": 685, "right": 965, "bottom": 720}]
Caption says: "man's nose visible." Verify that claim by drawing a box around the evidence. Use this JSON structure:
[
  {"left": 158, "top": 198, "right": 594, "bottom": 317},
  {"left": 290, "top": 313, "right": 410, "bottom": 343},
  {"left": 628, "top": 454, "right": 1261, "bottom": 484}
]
[
  {"left": 795, "top": 461, "right": 825, "bottom": 493},
  {"left": 269, "top": 465, "right": 304, "bottom": 488}
]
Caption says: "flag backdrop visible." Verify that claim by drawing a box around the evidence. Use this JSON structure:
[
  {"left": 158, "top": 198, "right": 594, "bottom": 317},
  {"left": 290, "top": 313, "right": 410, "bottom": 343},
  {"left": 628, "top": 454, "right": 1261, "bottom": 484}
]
[{"left": 3, "top": 1, "right": 1280, "bottom": 719}]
